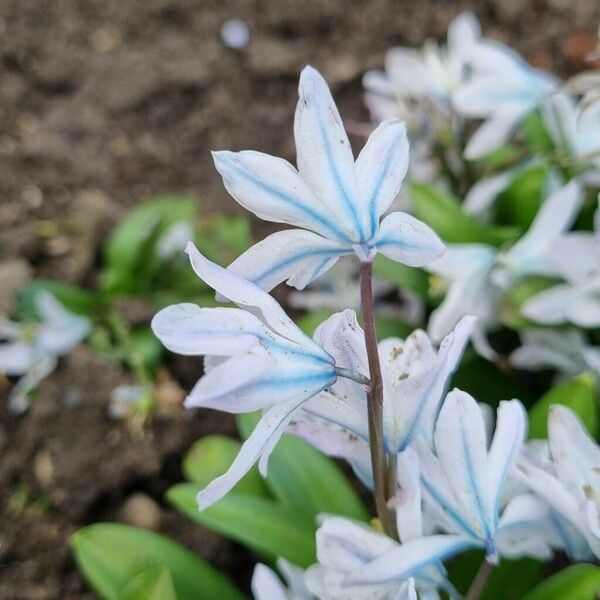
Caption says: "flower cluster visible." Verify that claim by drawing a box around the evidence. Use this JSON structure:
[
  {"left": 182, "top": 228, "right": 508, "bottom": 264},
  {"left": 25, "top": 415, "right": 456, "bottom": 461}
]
[{"left": 152, "top": 28, "right": 600, "bottom": 596}]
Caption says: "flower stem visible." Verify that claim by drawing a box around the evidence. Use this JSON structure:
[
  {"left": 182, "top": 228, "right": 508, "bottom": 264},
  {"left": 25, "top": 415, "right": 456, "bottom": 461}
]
[
  {"left": 466, "top": 560, "right": 494, "bottom": 600},
  {"left": 359, "top": 260, "right": 397, "bottom": 539}
]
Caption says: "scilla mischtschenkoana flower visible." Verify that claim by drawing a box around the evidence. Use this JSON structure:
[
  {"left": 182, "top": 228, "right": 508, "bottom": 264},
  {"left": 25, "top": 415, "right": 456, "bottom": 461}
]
[{"left": 211, "top": 65, "right": 445, "bottom": 292}]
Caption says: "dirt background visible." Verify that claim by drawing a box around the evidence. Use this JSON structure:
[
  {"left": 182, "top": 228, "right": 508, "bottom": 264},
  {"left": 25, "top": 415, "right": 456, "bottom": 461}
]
[{"left": 1, "top": 1, "right": 600, "bottom": 598}]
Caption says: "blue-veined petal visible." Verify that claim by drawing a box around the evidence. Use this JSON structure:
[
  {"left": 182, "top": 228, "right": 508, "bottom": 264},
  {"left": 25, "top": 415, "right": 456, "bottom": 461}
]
[
  {"left": 196, "top": 394, "right": 312, "bottom": 509},
  {"left": 151, "top": 304, "right": 272, "bottom": 356},
  {"left": 212, "top": 150, "right": 349, "bottom": 242},
  {"left": 395, "top": 448, "right": 423, "bottom": 543},
  {"left": 294, "top": 66, "right": 365, "bottom": 242},
  {"left": 345, "top": 534, "right": 476, "bottom": 584},
  {"left": 434, "top": 390, "right": 493, "bottom": 542},
  {"left": 186, "top": 242, "right": 325, "bottom": 354},
  {"left": 521, "top": 284, "right": 574, "bottom": 324},
  {"left": 185, "top": 345, "right": 335, "bottom": 413},
  {"left": 486, "top": 400, "right": 527, "bottom": 522},
  {"left": 372, "top": 212, "right": 445, "bottom": 267},
  {"left": 355, "top": 120, "right": 409, "bottom": 236},
  {"left": 225, "top": 229, "right": 352, "bottom": 292},
  {"left": 446, "top": 11, "right": 481, "bottom": 57}
]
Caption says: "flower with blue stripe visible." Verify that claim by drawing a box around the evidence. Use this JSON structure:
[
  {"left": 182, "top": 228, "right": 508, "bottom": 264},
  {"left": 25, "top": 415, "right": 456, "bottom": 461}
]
[{"left": 212, "top": 66, "right": 445, "bottom": 292}]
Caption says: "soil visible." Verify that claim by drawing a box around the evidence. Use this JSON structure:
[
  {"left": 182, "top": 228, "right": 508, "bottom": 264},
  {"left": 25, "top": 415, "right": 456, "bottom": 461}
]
[{"left": 1, "top": 1, "right": 599, "bottom": 598}]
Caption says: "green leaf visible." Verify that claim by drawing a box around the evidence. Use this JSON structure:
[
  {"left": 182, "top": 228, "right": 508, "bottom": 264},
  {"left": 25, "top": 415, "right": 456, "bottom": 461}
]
[
  {"left": 101, "top": 196, "right": 197, "bottom": 294},
  {"left": 118, "top": 567, "right": 176, "bottom": 600},
  {"left": 523, "top": 564, "right": 600, "bottom": 600},
  {"left": 500, "top": 276, "right": 558, "bottom": 330},
  {"left": 496, "top": 165, "right": 548, "bottom": 229},
  {"left": 410, "top": 182, "right": 518, "bottom": 246},
  {"left": 195, "top": 215, "right": 252, "bottom": 265},
  {"left": 16, "top": 280, "right": 99, "bottom": 319},
  {"left": 522, "top": 111, "right": 554, "bottom": 154},
  {"left": 182, "top": 435, "right": 267, "bottom": 497},
  {"left": 71, "top": 523, "right": 244, "bottom": 600},
  {"left": 528, "top": 374, "right": 599, "bottom": 439},
  {"left": 236, "top": 413, "right": 369, "bottom": 522},
  {"left": 375, "top": 316, "right": 412, "bottom": 340},
  {"left": 167, "top": 484, "right": 316, "bottom": 567},
  {"left": 373, "top": 255, "right": 429, "bottom": 297},
  {"left": 129, "top": 328, "right": 164, "bottom": 371}
]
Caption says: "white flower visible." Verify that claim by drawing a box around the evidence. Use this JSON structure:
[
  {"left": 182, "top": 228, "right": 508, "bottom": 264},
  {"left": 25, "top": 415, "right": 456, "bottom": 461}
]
[
  {"left": 522, "top": 199, "right": 600, "bottom": 327},
  {"left": 156, "top": 221, "right": 195, "bottom": 259},
  {"left": 286, "top": 313, "right": 475, "bottom": 486},
  {"left": 211, "top": 66, "right": 444, "bottom": 293},
  {"left": 427, "top": 180, "right": 584, "bottom": 358},
  {"left": 416, "top": 389, "right": 549, "bottom": 562},
  {"left": 454, "top": 39, "right": 558, "bottom": 158},
  {"left": 0, "top": 291, "right": 90, "bottom": 413},
  {"left": 566, "top": 70, "right": 600, "bottom": 129},
  {"left": 542, "top": 91, "right": 600, "bottom": 171},
  {"left": 516, "top": 405, "right": 600, "bottom": 559},
  {"left": 363, "top": 11, "right": 481, "bottom": 119},
  {"left": 305, "top": 513, "right": 464, "bottom": 599},
  {"left": 252, "top": 559, "right": 313, "bottom": 600},
  {"left": 152, "top": 243, "right": 361, "bottom": 509},
  {"left": 510, "top": 329, "right": 600, "bottom": 380}
]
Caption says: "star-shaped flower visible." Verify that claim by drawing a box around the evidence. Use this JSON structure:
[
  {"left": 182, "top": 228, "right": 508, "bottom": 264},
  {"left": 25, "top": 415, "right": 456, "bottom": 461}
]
[{"left": 212, "top": 66, "right": 444, "bottom": 293}]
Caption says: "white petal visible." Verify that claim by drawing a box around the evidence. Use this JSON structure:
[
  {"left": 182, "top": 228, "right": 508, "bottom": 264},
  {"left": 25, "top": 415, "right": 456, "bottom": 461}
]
[
  {"left": 346, "top": 534, "right": 476, "bottom": 584},
  {"left": 550, "top": 233, "right": 599, "bottom": 285},
  {"left": 395, "top": 448, "right": 423, "bottom": 542},
  {"left": 186, "top": 345, "right": 335, "bottom": 413},
  {"left": 385, "top": 47, "right": 437, "bottom": 97},
  {"left": 463, "top": 109, "right": 526, "bottom": 159},
  {"left": 251, "top": 564, "right": 289, "bottom": 600},
  {"left": 464, "top": 169, "right": 516, "bottom": 217},
  {"left": 225, "top": 229, "right": 351, "bottom": 293},
  {"left": 0, "top": 342, "right": 35, "bottom": 375},
  {"left": 355, "top": 120, "right": 409, "bottom": 234},
  {"left": 373, "top": 211, "right": 445, "bottom": 267},
  {"left": 212, "top": 150, "right": 349, "bottom": 242},
  {"left": 548, "top": 405, "right": 600, "bottom": 498},
  {"left": 447, "top": 11, "right": 481, "bottom": 56},
  {"left": 486, "top": 400, "right": 526, "bottom": 519},
  {"left": 507, "top": 181, "right": 583, "bottom": 275},
  {"left": 186, "top": 242, "right": 321, "bottom": 352},
  {"left": 8, "top": 355, "right": 57, "bottom": 414},
  {"left": 434, "top": 390, "right": 493, "bottom": 541},
  {"left": 196, "top": 395, "right": 308, "bottom": 509},
  {"left": 151, "top": 304, "right": 270, "bottom": 356},
  {"left": 454, "top": 77, "right": 528, "bottom": 117},
  {"left": 521, "top": 284, "right": 575, "bottom": 324},
  {"left": 427, "top": 244, "right": 496, "bottom": 280},
  {"left": 565, "top": 292, "right": 600, "bottom": 328},
  {"left": 294, "top": 66, "right": 365, "bottom": 242}
]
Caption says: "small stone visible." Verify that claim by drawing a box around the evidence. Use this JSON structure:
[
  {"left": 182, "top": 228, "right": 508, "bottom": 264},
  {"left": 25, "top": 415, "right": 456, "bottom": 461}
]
[
  {"left": 119, "top": 493, "right": 162, "bottom": 530},
  {"left": 33, "top": 450, "right": 54, "bottom": 489}
]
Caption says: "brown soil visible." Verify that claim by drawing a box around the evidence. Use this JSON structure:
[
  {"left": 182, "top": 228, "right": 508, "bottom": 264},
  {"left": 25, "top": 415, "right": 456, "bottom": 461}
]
[{"left": 1, "top": 1, "right": 599, "bottom": 598}]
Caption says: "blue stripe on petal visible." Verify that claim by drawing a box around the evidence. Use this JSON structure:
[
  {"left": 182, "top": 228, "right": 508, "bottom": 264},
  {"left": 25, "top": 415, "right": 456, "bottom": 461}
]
[{"left": 227, "top": 159, "right": 352, "bottom": 242}]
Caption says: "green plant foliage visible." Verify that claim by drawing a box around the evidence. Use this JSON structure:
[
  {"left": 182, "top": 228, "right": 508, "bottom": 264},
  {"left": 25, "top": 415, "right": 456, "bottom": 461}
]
[
  {"left": 195, "top": 214, "right": 252, "bottom": 265},
  {"left": 167, "top": 484, "right": 317, "bottom": 567},
  {"left": 182, "top": 435, "right": 267, "bottom": 497},
  {"left": 410, "top": 182, "right": 518, "bottom": 246},
  {"left": 71, "top": 523, "right": 244, "bottom": 600},
  {"left": 528, "top": 373, "right": 599, "bottom": 439},
  {"left": 522, "top": 564, "right": 600, "bottom": 600},
  {"left": 117, "top": 567, "right": 176, "bottom": 600},
  {"left": 373, "top": 254, "right": 429, "bottom": 297},
  {"left": 101, "top": 196, "right": 197, "bottom": 295},
  {"left": 16, "top": 280, "right": 100, "bottom": 319},
  {"left": 236, "top": 412, "right": 369, "bottom": 522},
  {"left": 495, "top": 164, "right": 548, "bottom": 229}
]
